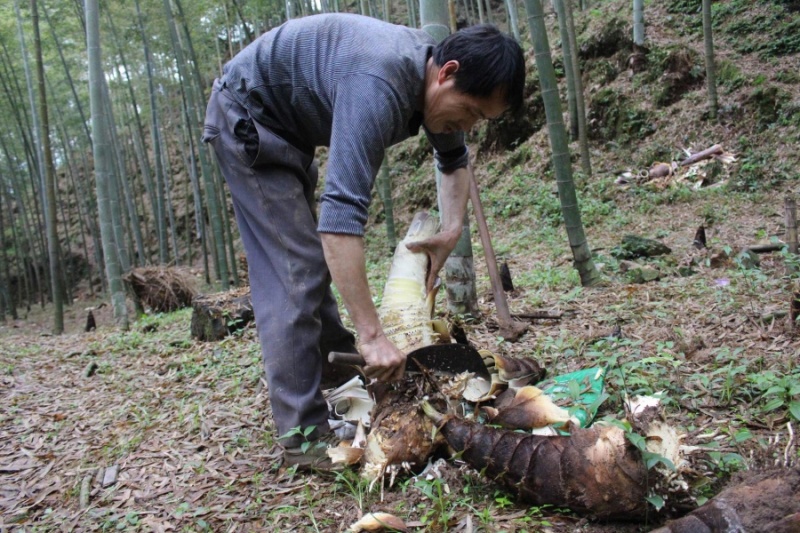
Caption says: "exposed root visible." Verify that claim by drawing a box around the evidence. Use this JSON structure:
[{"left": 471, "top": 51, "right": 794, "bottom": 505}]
[{"left": 124, "top": 266, "right": 197, "bottom": 313}]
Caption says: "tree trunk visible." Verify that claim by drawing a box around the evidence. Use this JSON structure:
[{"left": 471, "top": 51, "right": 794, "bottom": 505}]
[
  {"left": 5, "top": 186, "right": 31, "bottom": 315},
  {"left": 564, "top": 0, "right": 591, "bottom": 177},
  {"left": 421, "top": 0, "right": 480, "bottom": 316},
  {"left": 104, "top": 6, "right": 156, "bottom": 262},
  {"left": 701, "top": 0, "right": 718, "bottom": 119},
  {"left": 0, "top": 135, "right": 38, "bottom": 311},
  {"left": 76, "top": 145, "right": 107, "bottom": 290},
  {"left": 30, "top": 0, "right": 64, "bottom": 333},
  {"left": 230, "top": 0, "right": 255, "bottom": 43},
  {"left": 55, "top": 120, "right": 95, "bottom": 297},
  {"left": 155, "top": 100, "right": 181, "bottom": 264},
  {"left": 553, "top": 0, "right": 578, "bottom": 140},
  {"left": 180, "top": 99, "right": 210, "bottom": 283},
  {"left": 633, "top": 0, "right": 645, "bottom": 46},
  {"left": 173, "top": 0, "right": 231, "bottom": 287},
  {"left": 101, "top": 77, "right": 132, "bottom": 274},
  {"left": 42, "top": 2, "right": 93, "bottom": 146},
  {"left": 523, "top": 0, "right": 601, "bottom": 286},
  {"left": 191, "top": 289, "right": 255, "bottom": 341},
  {"left": 785, "top": 196, "right": 798, "bottom": 274},
  {"left": 377, "top": 7, "right": 397, "bottom": 250},
  {"left": 217, "top": 161, "right": 239, "bottom": 286},
  {"left": 14, "top": 0, "right": 45, "bottom": 204},
  {"left": 461, "top": 0, "right": 473, "bottom": 26},
  {"left": 135, "top": 0, "right": 169, "bottom": 265},
  {"left": 630, "top": 0, "right": 648, "bottom": 72},
  {"left": 172, "top": 113, "right": 193, "bottom": 266},
  {"left": 505, "top": 0, "right": 521, "bottom": 41},
  {"left": 105, "top": 74, "right": 146, "bottom": 266},
  {"left": 56, "top": 192, "right": 74, "bottom": 306},
  {"left": 0, "top": 192, "right": 16, "bottom": 320},
  {"left": 12, "top": 0, "right": 48, "bottom": 307},
  {"left": 407, "top": 0, "right": 418, "bottom": 27},
  {"left": 377, "top": 159, "right": 397, "bottom": 251},
  {"left": 86, "top": 0, "right": 129, "bottom": 329}
]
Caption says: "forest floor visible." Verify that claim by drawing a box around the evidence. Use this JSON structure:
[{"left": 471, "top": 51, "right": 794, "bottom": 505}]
[
  {"left": 2, "top": 185, "right": 799, "bottom": 533},
  {"left": 3, "top": 0, "right": 800, "bottom": 531}
]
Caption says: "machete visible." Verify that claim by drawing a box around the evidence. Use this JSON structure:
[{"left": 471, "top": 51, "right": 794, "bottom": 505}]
[{"left": 329, "top": 343, "right": 490, "bottom": 378}]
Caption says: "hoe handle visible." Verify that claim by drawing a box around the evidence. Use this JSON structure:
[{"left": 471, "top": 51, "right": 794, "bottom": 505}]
[{"left": 328, "top": 351, "right": 367, "bottom": 366}]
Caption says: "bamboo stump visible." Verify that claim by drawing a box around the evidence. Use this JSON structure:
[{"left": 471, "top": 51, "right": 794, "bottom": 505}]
[{"left": 190, "top": 287, "right": 254, "bottom": 341}]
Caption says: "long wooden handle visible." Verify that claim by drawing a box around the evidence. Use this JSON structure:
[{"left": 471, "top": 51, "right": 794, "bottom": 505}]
[
  {"left": 328, "top": 351, "right": 366, "bottom": 366},
  {"left": 469, "top": 176, "right": 513, "bottom": 328}
]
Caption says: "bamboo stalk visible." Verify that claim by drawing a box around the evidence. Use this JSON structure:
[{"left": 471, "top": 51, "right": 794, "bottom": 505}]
[{"left": 785, "top": 195, "right": 798, "bottom": 255}]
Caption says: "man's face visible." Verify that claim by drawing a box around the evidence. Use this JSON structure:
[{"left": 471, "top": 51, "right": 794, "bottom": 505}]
[{"left": 424, "top": 60, "right": 509, "bottom": 135}]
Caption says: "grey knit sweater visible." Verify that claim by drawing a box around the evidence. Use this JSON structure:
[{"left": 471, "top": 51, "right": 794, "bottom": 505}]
[{"left": 220, "top": 13, "right": 469, "bottom": 236}]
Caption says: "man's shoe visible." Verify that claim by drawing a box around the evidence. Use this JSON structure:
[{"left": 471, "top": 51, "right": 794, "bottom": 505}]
[{"left": 282, "top": 432, "right": 345, "bottom": 472}]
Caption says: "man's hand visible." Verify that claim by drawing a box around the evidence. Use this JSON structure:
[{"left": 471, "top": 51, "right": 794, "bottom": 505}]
[
  {"left": 405, "top": 165, "right": 473, "bottom": 292},
  {"left": 405, "top": 228, "right": 461, "bottom": 293},
  {"left": 358, "top": 333, "right": 406, "bottom": 382}
]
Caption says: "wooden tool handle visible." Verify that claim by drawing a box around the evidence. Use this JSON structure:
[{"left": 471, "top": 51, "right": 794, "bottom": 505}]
[{"left": 328, "top": 351, "right": 367, "bottom": 366}]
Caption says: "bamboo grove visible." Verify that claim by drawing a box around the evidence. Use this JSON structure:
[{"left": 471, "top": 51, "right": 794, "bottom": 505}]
[{"left": 0, "top": 0, "right": 659, "bottom": 331}]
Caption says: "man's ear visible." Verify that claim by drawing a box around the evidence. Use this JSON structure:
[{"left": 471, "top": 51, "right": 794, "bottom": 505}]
[{"left": 437, "top": 60, "right": 460, "bottom": 83}]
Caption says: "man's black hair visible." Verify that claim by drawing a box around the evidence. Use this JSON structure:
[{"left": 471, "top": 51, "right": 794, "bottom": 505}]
[{"left": 432, "top": 24, "right": 525, "bottom": 112}]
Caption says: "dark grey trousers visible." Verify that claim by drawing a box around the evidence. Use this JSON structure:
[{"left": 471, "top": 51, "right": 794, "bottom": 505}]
[{"left": 203, "top": 80, "right": 357, "bottom": 447}]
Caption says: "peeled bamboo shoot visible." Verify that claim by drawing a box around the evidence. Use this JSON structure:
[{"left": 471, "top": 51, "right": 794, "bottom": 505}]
[
  {"left": 378, "top": 211, "right": 440, "bottom": 353},
  {"left": 362, "top": 212, "right": 445, "bottom": 480}
]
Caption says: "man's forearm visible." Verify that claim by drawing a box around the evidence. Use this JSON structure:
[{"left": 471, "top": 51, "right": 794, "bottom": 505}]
[
  {"left": 319, "top": 233, "right": 383, "bottom": 344},
  {"left": 320, "top": 232, "right": 406, "bottom": 378},
  {"left": 438, "top": 165, "right": 472, "bottom": 242},
  {"left": 402, "top": 165, "right": 474, "bottom": 292}
]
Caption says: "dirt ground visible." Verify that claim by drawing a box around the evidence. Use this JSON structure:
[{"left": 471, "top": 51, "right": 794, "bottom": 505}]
[
  {"left": 2, "top": 185, "right": 799, "bottom": 531},
  {"left": 3, "top": 0, "right": 800, "bottom": 530}
]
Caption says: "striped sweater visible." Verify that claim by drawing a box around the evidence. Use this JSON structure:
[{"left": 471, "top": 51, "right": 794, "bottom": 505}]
[{"left": 220, "top": 13, "right": 468, "bottom": 235}]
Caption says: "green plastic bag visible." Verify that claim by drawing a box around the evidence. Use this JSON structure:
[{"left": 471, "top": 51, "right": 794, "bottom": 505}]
[{"left": 538, "top": 367, "right": 607, "bottom": 427}]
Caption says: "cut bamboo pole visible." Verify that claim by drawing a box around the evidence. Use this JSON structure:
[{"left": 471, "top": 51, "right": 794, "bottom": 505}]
[{"left": 679, "top": 144, "right": 722, "bottom": 167}]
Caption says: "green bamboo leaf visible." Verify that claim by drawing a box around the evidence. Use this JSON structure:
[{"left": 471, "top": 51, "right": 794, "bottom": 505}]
[
  {"left": 645, "top": 494, "right": 665, "bottom": 510},
  {"left": 764, "top": 398, "right": 785, "bottom": 412},
  {"left": 789, "top": 401, "right": 800, "bottom": 421},
  {"left": 626, "top": 432, "right": 646, "bottom": 451}
]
